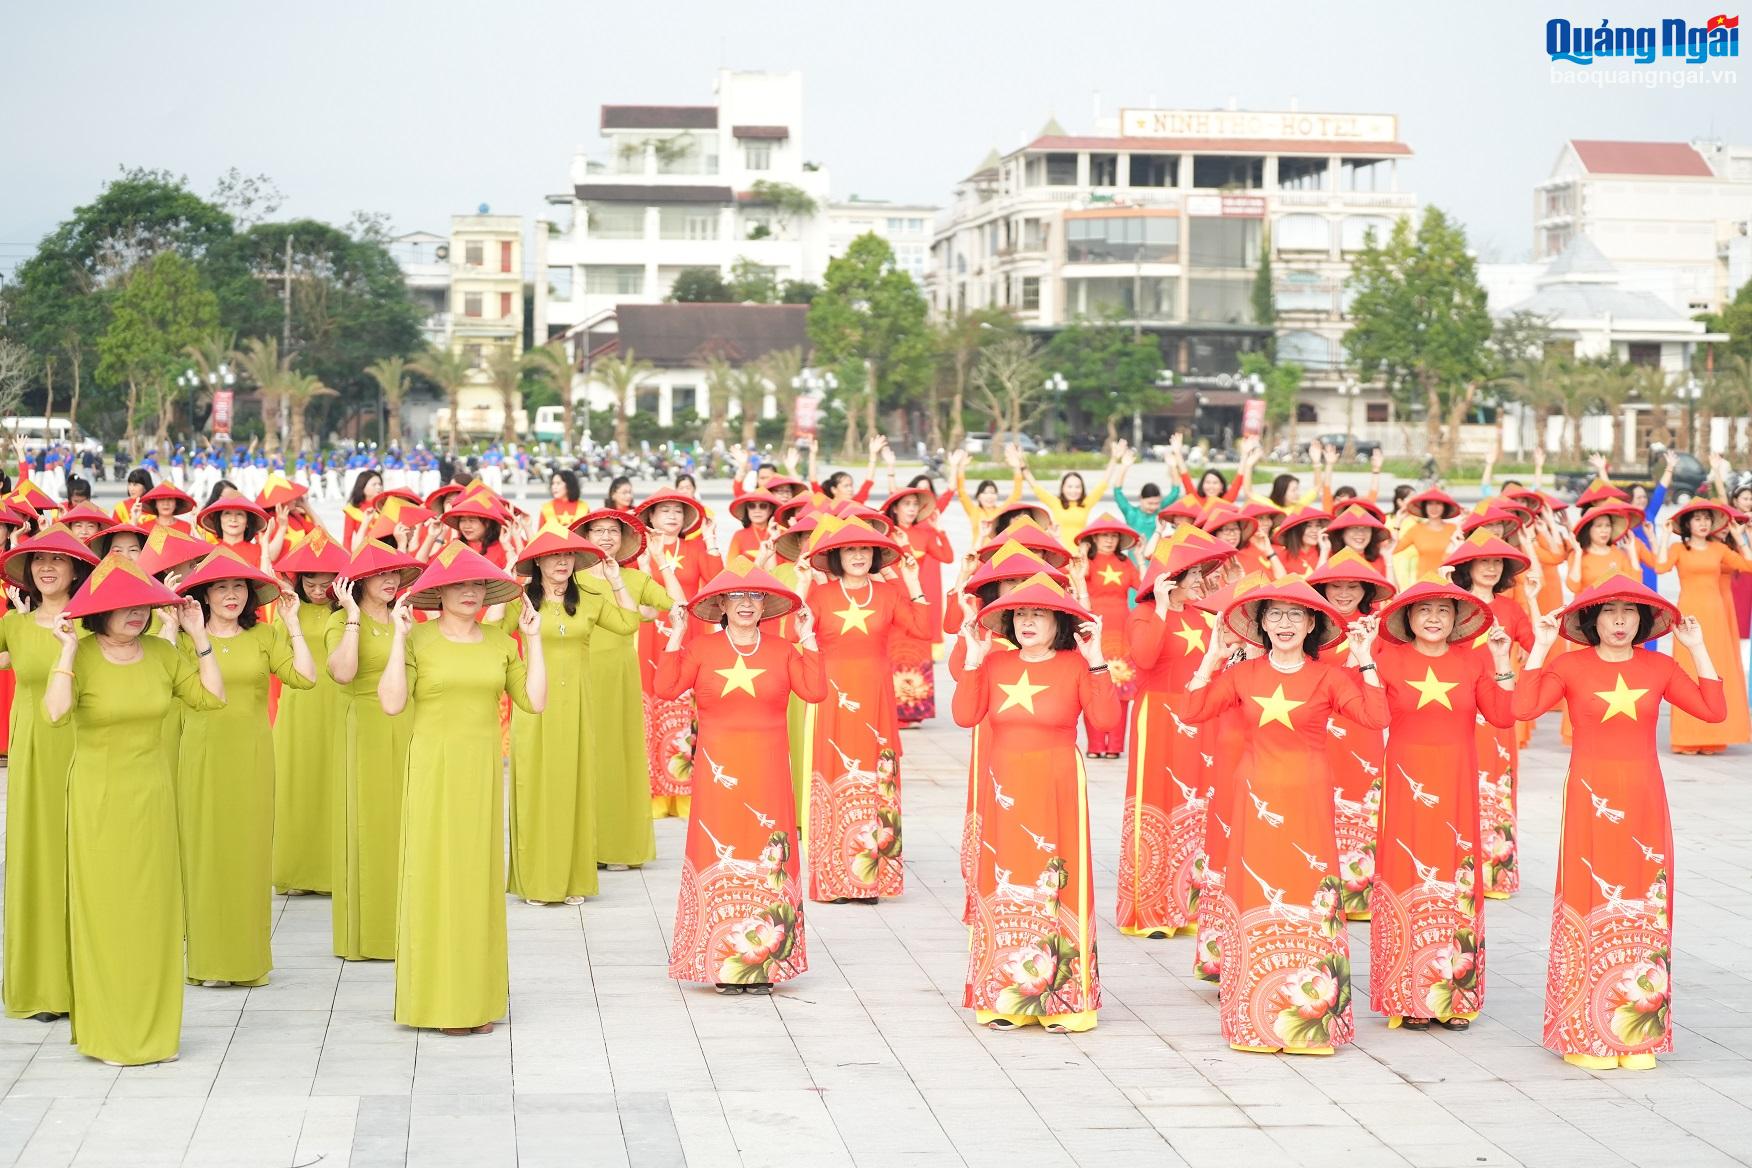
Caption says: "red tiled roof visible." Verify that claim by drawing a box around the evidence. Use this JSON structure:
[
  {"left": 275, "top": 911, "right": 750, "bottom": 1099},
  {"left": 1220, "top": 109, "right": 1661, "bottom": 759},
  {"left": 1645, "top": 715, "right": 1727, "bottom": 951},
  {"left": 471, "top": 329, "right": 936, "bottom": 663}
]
[
  {"left": 1025, "top": 135, "right": 1412, "bottom": 156},
  {"left": 1569, "top": 140, "right": 1713, "bottom": 176},
  {"left": 732, "top": 125, "right": 789, "bottom": 140},
  {"left": 612, "top": 304, "right": 811, "bottom": 368},
  {"left": 600, "top": 105, "right": 718, "bottom": 131},
  {"left": 575, "top": 184, "right": 733, "bottom": 204}
]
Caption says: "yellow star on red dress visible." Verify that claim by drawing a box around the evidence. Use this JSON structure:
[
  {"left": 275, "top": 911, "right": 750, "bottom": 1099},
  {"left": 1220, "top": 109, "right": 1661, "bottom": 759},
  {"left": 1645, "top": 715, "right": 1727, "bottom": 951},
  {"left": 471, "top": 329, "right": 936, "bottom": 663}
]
[
  {"left": 1251, "top": 683, "right": 1305, "bottom": 729},
  {"left": 1172, "top": 625, "right": 1207, "bottom": 655},
  {"left": 1098, "top": 565, "right": 1124, "bottom": 586},
  {"left": 997, "top": 669, "right": 1049, "bottom": 714},
  {"left": 714, "top": 654, "right": 766, "bottom": 697},
  {"left": 834, "top": 601, "right": 874, "bottom": 634},
  {"left": 1406, "top": 666, "right": 1458, "bottom": 710},
  {"left": 1594, "top": 673, "right": 1648, "bottom": 722}
]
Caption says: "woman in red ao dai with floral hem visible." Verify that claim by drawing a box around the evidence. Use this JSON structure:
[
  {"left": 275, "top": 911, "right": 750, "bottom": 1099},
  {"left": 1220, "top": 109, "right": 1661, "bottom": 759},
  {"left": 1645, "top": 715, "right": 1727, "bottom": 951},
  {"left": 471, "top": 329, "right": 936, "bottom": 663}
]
[
  {"left": 953, "top": 574, "right": 1119, "bottom": 1033},
  {"left": 1181, "top": 582, "right": 1388, "bottom": 1054},
  {"left": 1368, "top": 581, "right": 1517, "bottom": 1031},
  {"left": 1513, "top": 579, "right": 1724, "bottom": 1070},
  {"left": 657, "top": 563, "right": 826, "bottom": 993}
]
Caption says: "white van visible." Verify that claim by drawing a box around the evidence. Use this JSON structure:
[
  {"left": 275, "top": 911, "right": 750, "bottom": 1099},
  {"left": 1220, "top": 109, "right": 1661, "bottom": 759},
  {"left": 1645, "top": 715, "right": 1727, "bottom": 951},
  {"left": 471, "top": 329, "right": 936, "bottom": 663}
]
[{"left": 0, "top": 416, "right": 103, "bottom": 455}]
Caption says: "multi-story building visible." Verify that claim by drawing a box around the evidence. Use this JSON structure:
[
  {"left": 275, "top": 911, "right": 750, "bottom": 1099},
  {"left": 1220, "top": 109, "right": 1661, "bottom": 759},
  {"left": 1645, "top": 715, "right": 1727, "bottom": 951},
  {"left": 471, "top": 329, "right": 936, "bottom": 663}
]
[
  {"left": 1534, "top": 138, "right": 1752, "bottom": 314},
  {"left": 440, "top": 212, "right": 525, "bottom": 441},
  {"left": 537, "top": 70, "right": 832, "bottom": 342},
  {"left": 826, "top": 197, "right": 937, "bottom": 281},
  {"left": 388, "top": 230, "right": 452, "bottom": 348},
  {"left": 926, "top": 107, "right": 1415, "bottom": 447}
]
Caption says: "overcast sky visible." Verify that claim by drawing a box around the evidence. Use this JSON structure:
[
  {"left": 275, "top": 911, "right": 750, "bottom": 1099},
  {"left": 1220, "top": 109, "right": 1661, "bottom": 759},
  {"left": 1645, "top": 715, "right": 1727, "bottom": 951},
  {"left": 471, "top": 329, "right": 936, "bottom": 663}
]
[{"left": 3, "top": 0, "right": 1744, "bottom": 279}]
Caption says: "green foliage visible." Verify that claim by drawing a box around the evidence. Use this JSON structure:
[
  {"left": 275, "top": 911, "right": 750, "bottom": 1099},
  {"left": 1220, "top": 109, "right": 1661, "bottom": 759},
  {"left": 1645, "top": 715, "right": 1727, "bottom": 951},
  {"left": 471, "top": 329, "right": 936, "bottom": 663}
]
[
  {"left": 96, "top": 252, "right": 220, "bottom": 443},
  {"left": 1239, "top": 350, "right": 1304, "bottom": 440},
  {"left": 667, "top": 267, "right": 731, "bottom": 303},
  {"left": 1700, "top": 278, "right": 1752, "bottom": 364},
  {"left": 1252, "top": 236, "right": 1276, "bottom": 361},
  {"left": 746, "top": 180, "right": 818, "bottom": 227},
  {"left": 727, "top": 257, "right": 779, "bottom": 304},
  {"left": 807, "top": 233, "right": 932, "bottom": 453},
  {"left": 780, "top": 279, "right": 819, "bottom": 305},
  {"left": 1042, "top": 314, "right": 1163, "bottom": 443}
]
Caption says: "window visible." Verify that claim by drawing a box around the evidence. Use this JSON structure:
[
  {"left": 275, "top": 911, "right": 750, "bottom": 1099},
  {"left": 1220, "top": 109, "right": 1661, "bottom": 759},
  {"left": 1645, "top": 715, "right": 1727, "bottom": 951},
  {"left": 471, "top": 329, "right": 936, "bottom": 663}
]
[
  {"left": 886, "top": 217, "right": 905, "bottom": 233},
  {"left": 1277, "top": 331, "right": 1334, "bottom": 368},
  {"left": 1275, "top": 271, "right": 1331, "bottom": 313},
  {"left": 500, "top": 241, "right": 513, "bottom": 273},
  {"left": 1341, "top": 158, "right": 1388, "bottom": 192},
  {"left": 1065, "top": 276, "right": 1176, "bottom": 320},
  {"left": 1188, "top": 218, "right": 1261, "bottom": 268},
  {"left": 464, "top": 344, "right": 484, "bottom": 369},
  {"left": 498, "top": 291, "right": 513, "bottom": 319},
  {"left": 547, "top": 266, "right": 574, "bottom": 299},
  {"left": 464, "top": 241, "right": 484, "bottom": 267},
  {"left": 908, "top": 218, "right": 926, "bottom": 232},
  {"left": 1627, "top": 342, "right": 1662, "bottom": 367},
  {"left": 1021, "top": 276, "right": 1040, "bottom": 311},
  {"left": 744, "top": 212, "right": 775, "bottom": 239},
  {"left": 1021, "top": 218, "right": 1046, "bottom": 250},
  {"left": 463, "top": 292, "right": 483, "bottom": 318},
  {"left": 1065, "top": 216, "right": 1179, "bottom": 263},
  {"left": 1128, "top": 154, "right": 1176, "bottom": 187},
  {"left": 1275, "top": 214, "right": 1331, "bottom": 252},
  {"left": 1278, "top": 157, "right": 1329, "bottom": 192},
  {"left": 1089, "top": 153, "right": 1119, "bottom": 186},
  {"left": 1186, "top": 277, "right": 1253, "bottom": 323},
  {"left": 1340, "top": 215, "right": 1396, "bottom": 252},
  {"left": 1296, "top": 403, "right": 1320, "bottom": 424},
  {"left": 1365, "top": 402, "right": 1390, "bottom": 423},
  {"left": 655, "top": 135, "right": 717, "bottom": 175},
  {"left": 672, "top": 385, "right": 697, "bottom": 418},
  {"left": 583, "top": 265, "right": 645, "bottom": 295},
  {"left": 1191, "top": 155, "right": 1263, "bottom": 190},
  {"left": 588, "top": 203, "right": 646, "bottom": 240},
  {"left": 1044, "top": 153, "right": 1077, "bottom": 185},
  {"left": 658, "top": 206, "right": 720, "bottom": 240},
  {"left": 745, "top": 142, "right": 771, "bottom": 171},
  {"left": 634, "top": 386, "right": 661, "bottom": 416}
]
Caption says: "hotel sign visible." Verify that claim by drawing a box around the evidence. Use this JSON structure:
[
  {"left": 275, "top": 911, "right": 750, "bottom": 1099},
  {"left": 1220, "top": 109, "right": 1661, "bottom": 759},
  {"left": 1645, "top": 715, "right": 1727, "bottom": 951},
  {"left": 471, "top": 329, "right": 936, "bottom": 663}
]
[{"left": 1121, "top": 109, "right": 1398, "bottom": 143}]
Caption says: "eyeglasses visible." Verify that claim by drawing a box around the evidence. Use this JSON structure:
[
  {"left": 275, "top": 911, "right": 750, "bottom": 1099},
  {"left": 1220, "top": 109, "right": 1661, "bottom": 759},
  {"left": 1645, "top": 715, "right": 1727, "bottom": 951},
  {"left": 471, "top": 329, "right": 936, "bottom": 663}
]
[
  {"left": 1261, "top": 607, "right": 1310, "bottom": 625},
  {"left": 722, "top": 591, "right": 766, "bottom": 602}
]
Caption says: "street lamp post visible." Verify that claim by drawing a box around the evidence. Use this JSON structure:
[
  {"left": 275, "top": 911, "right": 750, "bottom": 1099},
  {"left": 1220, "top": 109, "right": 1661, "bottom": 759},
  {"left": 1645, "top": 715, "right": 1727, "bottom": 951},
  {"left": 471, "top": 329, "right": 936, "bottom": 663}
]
[
  {"left": 177, "top": 362, "right": 234, "bottom": 447},
  {"left": 791, "top": 368, "right": 839, "bottom": 451},
  {"left": 1678, "top": 375, "right": 1702, "bottom": 453},
  {"left": 1043, "top": 371, "right": 1067, "bottom": 447},
  {"left": 1336, "top": 378, "right": 1362, "bottom": 460}
]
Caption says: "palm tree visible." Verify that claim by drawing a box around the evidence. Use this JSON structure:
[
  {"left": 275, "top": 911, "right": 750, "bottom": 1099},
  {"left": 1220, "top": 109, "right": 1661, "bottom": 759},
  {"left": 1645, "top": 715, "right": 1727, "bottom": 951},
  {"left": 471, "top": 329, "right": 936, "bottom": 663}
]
[
  {"left": 411, "top": 346, "right": 473, "bottom": 456},
  {"left": 758, "top": 346, "right": 805, "bottom": 445},
  {"left": 1705, "top": 355, "right": 1752, "bottom": 459},
  {"left": 522, "top": 340, "right": 577, "bottom": 452},
  {"left": 235, "top": 337, "right": 288, "bottom": 452},
  {"left": 484, "top": 346, "right": 525, "bottom": 447},
  {"left": 182, "top": 331, "right": 237, "bottom": 441},
  {"left": 1499, "top": 352, "right": 1565, "bottom": 459},
  {"left": 591, "top": 350, "right": 654, "bottom": 450},
  {"left": 1627, "top": 364, "right": 1679, "bottom": 449},
  {"left": 1587, "top": 362, "right": 1635, "bottom": 460},
  {"left": 701, "top": 358, "right": 735, "bottom": 449},
  {"left": 364, "top": 355, "right": 410, "bottom": 447},
  {"left": 732, "top": 365, "right": 768, "bottom": 446},
  {"left": 282, "top": 372, "right": 338, "bottom": 454}
]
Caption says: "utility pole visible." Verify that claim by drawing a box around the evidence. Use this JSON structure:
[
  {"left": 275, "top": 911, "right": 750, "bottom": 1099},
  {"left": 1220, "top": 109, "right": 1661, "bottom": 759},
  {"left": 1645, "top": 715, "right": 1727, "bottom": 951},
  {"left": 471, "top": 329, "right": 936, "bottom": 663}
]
[{"left": 281, "top": 234, "right": 293, "bottom": 450}]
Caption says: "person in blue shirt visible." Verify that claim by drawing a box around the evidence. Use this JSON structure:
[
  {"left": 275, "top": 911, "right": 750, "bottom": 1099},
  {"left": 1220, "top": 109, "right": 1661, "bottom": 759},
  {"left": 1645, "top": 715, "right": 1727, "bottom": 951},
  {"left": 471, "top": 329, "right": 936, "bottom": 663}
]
[
  {"left": 1109, "top": 440, "right": 1182, "bottom": 543},
  {"left": 1628, "top": 450, "right": 1677, "bottom": 591}
]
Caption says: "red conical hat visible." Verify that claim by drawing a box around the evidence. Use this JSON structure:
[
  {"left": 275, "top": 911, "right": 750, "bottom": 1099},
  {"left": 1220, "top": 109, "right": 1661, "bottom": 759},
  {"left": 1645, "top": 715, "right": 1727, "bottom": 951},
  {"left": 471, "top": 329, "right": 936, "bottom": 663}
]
[
  {"left": 993, "top": 499, "right": 1052, "bottom": 530},
  {"left": 1159, "top": 496, "right": 1206, "bottom": 524},
  {"left": 1074, "top": 515, "right": 1141, "bottom": 555},
  {"left": 1306, "top": 548, "right": 1396, "bottom": 607},
  {"left": 1328, "top": 495, "right": 1386, "bottom": 522},
  {"left": 1222, "top": 577, "right": 1346, "bottom": 650},
  {"left": 368, "top": 487, "right": 426, "bottom": 510},
  {"left": 196, "top": 497, "right": 269, "bottom": 540},
  {"left": 55, "top": 501, "right": 118, "bottom": 533},
  {"left": 634, "top": 489, "right": 704, "bottom": 537},
  {"left": 976, "top": 571, "right": 1094, "bottom": 634},
  {"left": 256, "top": 471, "right": 308, "bottom": 509},
  {"left": 1505, "top": 486, "right": 1566, "bottom": 512},
  {"left": 967, "top": 541, "right": 1069, "bottom": 592},
  {"left": 374, "top": 493, "right": 437, "bottom": 529},
  {"left": 63, "top": 552, "right": 180, "bottom": 619},
  {"left": 762, "top": 475, "right": 809, "bottom": 499},
  {"left": 175, "top": 545, "right": 283, "bottom": 607},
  {"left": 1404, "top": 488, "right": 1462, "bottom": 521},
  {"left": 275, "top": 527, "right": 350, "bottom": 576},
  {"left": 1239, "top": 499, "right": 1284, "bottom": 533},
  {"left": 440, "top": 488, "right": 510, "bottom": 531},
  {"left": 1667, "top": 499, "right": 1734, "bottom": 539},
  {"left": 137, "top": 524, "right": 213, "bottom": 578},
  {"left": 837, "top": 501, "right": 894, "bottom": 534},
  {"left": 1328, "top": 504, "right": 1388, "bottom": 533},
  {"left": 1559, "top": 572, "right": 1679, "bottom": 645},
  {"left": 405, "top": 540, "right": 521, "bottom": 610},
  {"left": 424, "top": 482, "right": 466, "bottom": 510},
  {"left": 570, "top": 508, "right": 647, "bottom": 565},
  {"left": 776, "top": 489, "right": 829, "bottom": 527},
  {"left": 1197, "top": 501, "right": 1258, "bottom": 546},
  {"left": 1, "top": 522, "right": 101, "bottom": 586},
  {"left": 1444, "top": 531, "right": 1531, "bottom": 574},
  {"left": 1137, "top": 526, "right": 1234, "bottom": 600},
  {"left": 807, "top": 517, "right": 903, "bottom": 574},
  {"left": 138, "top": 482, "right": 197, "bottom": 516},
  {"left": 1273, "top": 505, "right": 1332, "bottom": 539},
  {"left": 1459, "top": 505, "right": 1520, "bottom": 538},
  {"left": 86, "top": 521, "right": 150, "bottom": 558},
  {"left": 1378, "top": 576, "right": 1493, "bottom": 645},
  {"left": 976, "top": 517, "right": 1070, "bottom": 568},
  {"left": 10, "top": 481, "right": 59, "bottom": 514},
  {"left": 344, "top": 540, "right": 422, "bottom": 589},
  {"left": 1575, "top": 479, "right": 1630, "bottom": 509},
  {"left": 0, "top": 504, "right": 27, "bottom": 532},
  {"left": 689, "top": 557, "right": 800, "bottom": 623},
  {"left": 1571, "top": 503, "right": 1637, "bottom": 544},
  {"left": 772, "top": 512, "right": 820, "bottom": 563},
  {"left": 515, "top": 524, "right": 606, "bottom": 571},
  {"left": 879, "top": 485, "right": 939, "bottom": 522},
  {"left": 727, "top": 490, "right": 783, "bottom": 525}
]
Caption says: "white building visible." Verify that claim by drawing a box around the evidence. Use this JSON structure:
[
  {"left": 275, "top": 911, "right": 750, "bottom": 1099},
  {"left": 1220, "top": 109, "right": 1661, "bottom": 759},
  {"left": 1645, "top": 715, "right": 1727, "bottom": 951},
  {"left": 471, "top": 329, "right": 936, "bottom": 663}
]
[
  {"left": 388, "top": 230, "right": 451, "bottom": 349},
  {"left": 1534, "top": 138, "right": 1752, "bottom": 314},
  {"left": 826, "top": 197, "right": 937, "bottom": 281},
  {"left": 925, "top": 107, "right": 1416, "bottom": 447},
  {"left": 537, "top": 70, "right": 833, "bottom": 342}
]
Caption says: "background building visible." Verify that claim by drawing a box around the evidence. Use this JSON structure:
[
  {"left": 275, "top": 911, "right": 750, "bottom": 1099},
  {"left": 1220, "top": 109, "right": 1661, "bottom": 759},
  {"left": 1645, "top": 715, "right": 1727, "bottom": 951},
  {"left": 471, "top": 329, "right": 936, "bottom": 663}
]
[
  {"left": 388, "top": 230, "right": 452, "bottom": 349},
  {"left": 437, "top": 211, "right": 526, "bottom": 442},
  {"left": 1533, "top": 138, "right": 1752, "bottom": 314},
  {"left": 925, "top": 106, "right": 1416, "bottom": 447},
  {"left": 538, "top": 70, "right": 833, "bottom": 342},
  {"left": 826, "top": 197, "right": 937, "bottom": 280}
]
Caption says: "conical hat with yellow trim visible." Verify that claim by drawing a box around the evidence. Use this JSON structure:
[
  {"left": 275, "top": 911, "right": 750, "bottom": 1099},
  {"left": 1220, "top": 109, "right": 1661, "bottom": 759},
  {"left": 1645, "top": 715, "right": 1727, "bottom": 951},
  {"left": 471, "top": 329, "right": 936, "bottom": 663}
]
[
  {"left": 514, "top": 522, "right": 606, "bottom": 571},
  {"left": 63, "top": 552, "right": 181, "bottom": 618},
  {"left": 256, "top": 471, "right": 308, "bottom": 509},
  {"left": 977, "top": 570, "right": 1093, "bottom": 633},
  {"left": 137, "top": 523, "right": 214, "bottom": 578},
  {"left": 689, "top": 556, "right": 800, "bottom": 622},
  {"left": 405, "top": 539, "right": 522, "bottom": 610},
  {"left": 275, "top": 526, "right": 349, "bottom": 576},
  {"left": 1378, "top": 573, "right": 1493, "bottom": 645}
]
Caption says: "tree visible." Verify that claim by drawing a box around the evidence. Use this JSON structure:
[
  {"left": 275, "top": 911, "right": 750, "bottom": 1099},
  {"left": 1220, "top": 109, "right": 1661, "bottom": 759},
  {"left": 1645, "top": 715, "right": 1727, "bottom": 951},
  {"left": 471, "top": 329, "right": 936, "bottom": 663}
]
[
  {"left": 1705, "top": 354, "right": 1752, "bottom": 458},
  {"left": 667, "top": 268, "right": 731, "bottom": 303},
  {"left": 746, "top": 180, "right": 819, "bottom": 234},
  {"left": 282, "top": 372, "right": 337, "bottom": 453},
  {"left": 365, "top": 355, "right": 410, "bottom": 447},
  {"left": 807, "top": 233, "right": 932, "bottom": 455},
  {"left": 727, "top": 257, "right": 779, "bottom": 304},
  {"left": 701, "top": 358, "right": 735, "bottom": 448},
  {"left": 1252, "top": 233, "right": 1276, "bottom": 362},
  {"left": 1343, "top": 207, "right": 1493, "bottom": 468},
  {"left": 757, "top": 346, "right": 806, "bottom": 445},
  {"left": 483, "top": 346, "right": 525, "bottom": 446},
  {"left": 591, "top": 351, "right": 653, "bottom": 450},
  {"left": 1500, "top": 352, "right": 1569, "bottom": 458},
  {"left": 96, "top": 252, "right": 220, "bottom": 457},
  {"left": 181, "top": 331, "right": 238, "bottom": 438},
  {"left": 780, "top": 280, "right": 819, "bottom": 305},
  {"left": 970, "top": 335, "right": 1048, "bottom": 437},
  {"left": 1239, "top": 351, "right": 1305, "bottom": 449},
  {"left": 0, "top": 341, "right": 33, "bottom": 422},
  {"left": 932, "top": 308, "right": 1017, "bottom": 450},
  {"left": 1043, "top": 314, "right": 1164, "bottom": 446},
  {"left": 731, "top": 365, "right": 768, "bottom": 445},
  {"left": 1700, "top": 278, "right": 1752, "bottom": 365},
  {"left": 1629, "top": 364, "right": 1681, "bottom": 450},
  {"left": 520, "top": 341, "right": 576, "bottom": 452},
  {"left": 235, "top": 336, "right": 290, "bottom": 452},
  {"left": 411, "top": 347, "right": 473, "bottom": 456}
]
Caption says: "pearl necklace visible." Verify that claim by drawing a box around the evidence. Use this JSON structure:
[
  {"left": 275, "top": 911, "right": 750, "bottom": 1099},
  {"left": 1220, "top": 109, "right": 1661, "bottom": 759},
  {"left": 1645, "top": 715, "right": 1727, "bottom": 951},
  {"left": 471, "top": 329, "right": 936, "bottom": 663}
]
[
  {"left": 1268, "top": 653, "right": 1305, "bottom": 674},
  {"left": 728, "top": 630, "right": 761, "bottom": 658}
]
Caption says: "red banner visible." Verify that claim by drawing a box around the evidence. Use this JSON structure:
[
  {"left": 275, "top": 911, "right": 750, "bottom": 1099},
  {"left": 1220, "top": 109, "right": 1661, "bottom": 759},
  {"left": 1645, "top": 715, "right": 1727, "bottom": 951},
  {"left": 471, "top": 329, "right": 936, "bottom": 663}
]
[
  {"left": 1242, "top": 397, "right": 1266, "bottom": 437},
  {"left": 212, "top": 389, "right": 234, "bottom": 436},
  {"left": 794, "top": 394, "right": 820, "bottom": 439}
]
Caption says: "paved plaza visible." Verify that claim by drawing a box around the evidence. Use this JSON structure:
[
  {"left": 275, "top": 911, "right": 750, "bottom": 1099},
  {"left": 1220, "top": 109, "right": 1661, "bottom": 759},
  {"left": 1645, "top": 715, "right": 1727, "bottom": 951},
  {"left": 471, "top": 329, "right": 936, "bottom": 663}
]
[{"left": 1, "top": 714, "right": 1750, "bottom": 1167}]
